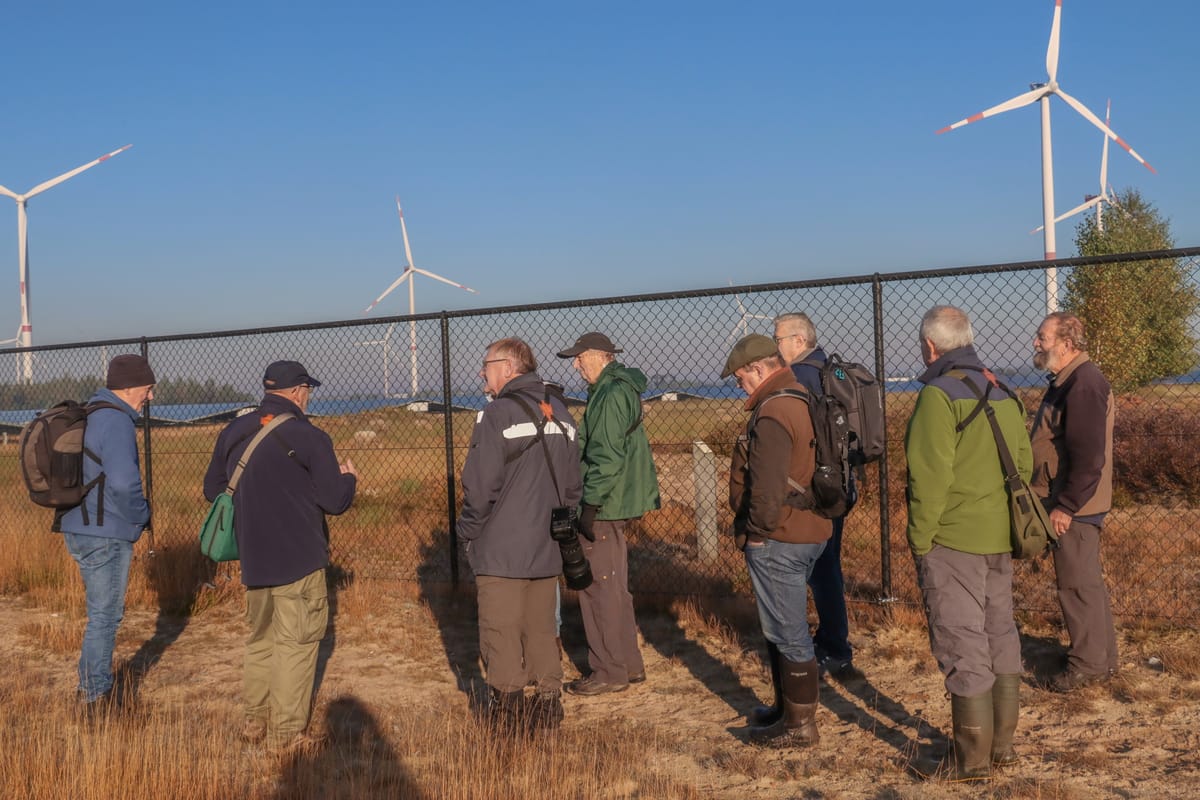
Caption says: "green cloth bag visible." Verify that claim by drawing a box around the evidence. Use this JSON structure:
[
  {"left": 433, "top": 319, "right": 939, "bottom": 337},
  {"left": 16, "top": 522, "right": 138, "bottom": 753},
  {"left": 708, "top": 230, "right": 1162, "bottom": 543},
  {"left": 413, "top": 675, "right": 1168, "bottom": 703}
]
[
  {"left": 197, "top": 413, "right": 294, "bottom": 563},
  {"left": 199, "top": 492, "right": 237, "bottom": 561}
]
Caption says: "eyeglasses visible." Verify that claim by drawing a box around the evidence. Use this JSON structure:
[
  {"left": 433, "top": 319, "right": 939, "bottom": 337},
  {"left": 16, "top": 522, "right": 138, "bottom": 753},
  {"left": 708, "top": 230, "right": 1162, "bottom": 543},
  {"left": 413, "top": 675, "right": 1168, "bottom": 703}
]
[
  {"left": 481, "top": 358, "right": 508, "bottom": 368},
  {"left": 774, "top": 333, "right": 801, "bottom": 345}
]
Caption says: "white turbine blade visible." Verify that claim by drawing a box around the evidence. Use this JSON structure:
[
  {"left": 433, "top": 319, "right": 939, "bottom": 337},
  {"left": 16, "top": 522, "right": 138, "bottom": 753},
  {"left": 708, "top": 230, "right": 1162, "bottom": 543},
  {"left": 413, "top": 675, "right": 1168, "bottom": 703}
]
[
  {"left": 395, "top": 196, "right": 415, "bottom": 268},
  {"left": 1032, "top": 196, "right": 1102, "bottom": 232},
  {"left": 1046, "top": 0, "right": 1063, "bottom": 83},
  {"left": 25, "top": 144, "right": 132, "bottom": 199},
  {"left": 363, "top": 272, "right": 413, "bottom": 315},
  {"left": 0, "top": 185, "right": 17, "bottom": 200},
  {"left": 936, "top": 86, "right": 1047, "bottom": 134},
  {"left": 1099, "top": 99, "right": 1111, "bottom": 191},
  {"left": 412, "top": 268, "right": 479, "bottom": 294},
  {"left": 1056, "top": 89, "right": 1156, "bottom": 173}
]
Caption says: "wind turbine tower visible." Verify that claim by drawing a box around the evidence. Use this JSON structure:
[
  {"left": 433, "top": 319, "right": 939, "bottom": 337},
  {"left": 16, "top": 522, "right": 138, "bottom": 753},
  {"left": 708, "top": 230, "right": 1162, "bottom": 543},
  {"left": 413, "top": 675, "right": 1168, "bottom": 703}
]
[
  {"left": 364, "top": 198, "right": 478, "bottom": 398},
  {"left": 0, "top": 145, "right": 132, "bottom": 384}
]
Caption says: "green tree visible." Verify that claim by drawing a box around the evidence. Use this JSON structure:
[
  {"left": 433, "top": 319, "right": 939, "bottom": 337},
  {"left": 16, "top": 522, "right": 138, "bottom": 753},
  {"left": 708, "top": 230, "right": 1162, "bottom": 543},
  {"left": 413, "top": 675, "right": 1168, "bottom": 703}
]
[{"left": 1064, "top": 188, "right": 1198, "bottom": 393}]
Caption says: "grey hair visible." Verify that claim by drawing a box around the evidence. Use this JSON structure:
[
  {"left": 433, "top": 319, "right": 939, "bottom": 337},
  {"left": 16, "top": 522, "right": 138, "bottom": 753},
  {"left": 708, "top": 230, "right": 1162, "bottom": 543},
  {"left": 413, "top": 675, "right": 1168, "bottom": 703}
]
[
  {"left": 920, "top": 306, "right": 974, "bottom": 351},
  {"left": 772, "top": 312, "right": 818, "bottom": 348}
]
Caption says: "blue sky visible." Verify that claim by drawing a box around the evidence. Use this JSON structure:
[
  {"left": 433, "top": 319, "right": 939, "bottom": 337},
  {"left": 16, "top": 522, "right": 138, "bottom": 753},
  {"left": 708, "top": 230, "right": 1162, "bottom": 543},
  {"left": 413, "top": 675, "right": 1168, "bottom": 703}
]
[{"left": 1, "top": 0, "right": 1196, "bottom": 344}]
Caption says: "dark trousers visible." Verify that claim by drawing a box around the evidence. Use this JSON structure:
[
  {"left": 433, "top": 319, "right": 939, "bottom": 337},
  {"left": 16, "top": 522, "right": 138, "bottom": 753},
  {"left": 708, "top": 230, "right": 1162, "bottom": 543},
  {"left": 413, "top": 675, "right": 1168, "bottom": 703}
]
[
  {"left": 810, "top": 516, "right": 851, "bottom": 661},
  {"left": 1052, "top": 520, "right": 1118, "bottom": 675},
  {"left": 477, "top": 575, "right": 562, "bottom": 694},
  {"left": 578, "top": 519, "right": 644, "bottom": 683}
]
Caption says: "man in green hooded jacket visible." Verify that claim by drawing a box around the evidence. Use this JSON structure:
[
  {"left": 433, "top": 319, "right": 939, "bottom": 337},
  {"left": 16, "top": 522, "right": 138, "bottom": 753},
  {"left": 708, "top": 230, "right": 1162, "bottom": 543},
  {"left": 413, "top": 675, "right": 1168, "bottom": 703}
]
[{"left": 557, "top": 332, "right": 661, "bottom": 696}]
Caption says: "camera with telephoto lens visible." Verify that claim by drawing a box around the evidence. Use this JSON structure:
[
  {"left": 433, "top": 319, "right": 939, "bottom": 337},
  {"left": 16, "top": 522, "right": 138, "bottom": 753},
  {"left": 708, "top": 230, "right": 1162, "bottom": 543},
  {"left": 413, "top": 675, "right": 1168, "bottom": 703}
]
[{"left": 550, "top": 506, "right": 593, "bottom": 590}]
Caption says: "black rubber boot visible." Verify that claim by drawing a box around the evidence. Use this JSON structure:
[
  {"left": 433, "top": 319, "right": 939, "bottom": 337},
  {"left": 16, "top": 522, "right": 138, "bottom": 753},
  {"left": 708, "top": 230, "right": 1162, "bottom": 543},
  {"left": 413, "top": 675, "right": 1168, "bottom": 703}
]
[
  {"left": 950, "top": 691, "right": 994, "bottom": 781},
  {"left": 526, "top": 691, "right": 564, "bottom": 731},
  {"left": 780, "top": 656, "right": 819, "bottom": 747},
  {"left": 990, "top": 674, "right": 1020, "bottom": 767},
  {"left": 750, "top": 656, "right": 818, "bottom": 747},
  {"left": 749, "top": 642, "right": 783, "bottom": 726},
  {"left": 487, "top": 687, "right": 528, "bottom": 736}
]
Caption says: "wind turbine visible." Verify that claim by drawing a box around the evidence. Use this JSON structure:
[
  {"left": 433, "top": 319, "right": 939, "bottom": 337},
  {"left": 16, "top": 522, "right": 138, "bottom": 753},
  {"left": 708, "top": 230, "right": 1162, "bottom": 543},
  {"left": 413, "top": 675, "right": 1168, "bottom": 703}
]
[
  {"left": 728, "top": 283, "right": 773, "bottom": 343},
  {"left": 0, "top": 144, "right": 132, "bottom": 384},
  {"left": 1032, "top": 99, "right": 1120, "bottom": 235},
  {"left": 937, "top": 0, "right": 1154, "bottom": 312},
  {"left": 355, "top": 322, "right": 398, "bottom": 398},
  {"left": 364, "top": 197, "right": 478, "bottom": 398}
]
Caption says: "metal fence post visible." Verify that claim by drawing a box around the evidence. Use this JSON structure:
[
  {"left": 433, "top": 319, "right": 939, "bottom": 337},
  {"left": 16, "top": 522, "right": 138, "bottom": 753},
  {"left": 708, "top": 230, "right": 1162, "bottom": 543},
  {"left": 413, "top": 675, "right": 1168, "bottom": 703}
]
[
  {"left": 440, "top": 314, "right": 459, "bottom": 587},
  {"left": 872, "top": 275, "right": 893, "bottom": 602},
  {"left": 140, "top": 338, "right": 156, "bottom": 553}
]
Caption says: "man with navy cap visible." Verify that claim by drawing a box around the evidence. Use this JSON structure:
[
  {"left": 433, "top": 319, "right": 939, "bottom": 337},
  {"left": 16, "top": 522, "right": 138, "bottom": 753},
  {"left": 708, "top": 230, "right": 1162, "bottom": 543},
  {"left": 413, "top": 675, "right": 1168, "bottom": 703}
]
[
  {"left": 204, "top": 360, "right": 358, "bottom": 750},
  {"left": 58, "top": 354, "right": 156, "bottom": 714}
]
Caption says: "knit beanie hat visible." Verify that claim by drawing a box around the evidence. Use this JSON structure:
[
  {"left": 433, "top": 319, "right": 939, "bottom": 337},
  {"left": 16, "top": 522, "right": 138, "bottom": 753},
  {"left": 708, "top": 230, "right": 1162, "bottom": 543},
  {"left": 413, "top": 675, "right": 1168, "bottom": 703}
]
[{"left": 106, "top": 355, "right": 157, "bottom": 390}]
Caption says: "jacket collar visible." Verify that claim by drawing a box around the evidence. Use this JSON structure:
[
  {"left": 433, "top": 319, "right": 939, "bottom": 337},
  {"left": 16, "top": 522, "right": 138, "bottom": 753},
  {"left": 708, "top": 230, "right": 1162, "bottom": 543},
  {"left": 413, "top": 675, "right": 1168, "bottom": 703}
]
[
  {"left": 259, "top": 392, "right": 306, "bottom": 418},
  {"left": 744, "top": 366, "right": 798, "bottom": 411},
  {"left": 497, "top": 371, "right": 544, "bottom": 400},
  {"left": 918, "top": 344, "right": 985, "bottom": 385},
  {"left": 91, "top": 387, "right": 141, "bottom": 420},
  {"left": 1049, "top": 352, "right": 1090, "bottom": 387}
]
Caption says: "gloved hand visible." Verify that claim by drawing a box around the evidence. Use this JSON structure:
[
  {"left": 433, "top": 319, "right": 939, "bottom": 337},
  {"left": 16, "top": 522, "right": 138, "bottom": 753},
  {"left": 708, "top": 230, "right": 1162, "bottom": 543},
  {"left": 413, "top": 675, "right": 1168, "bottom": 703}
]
[{"left": 578, "top": 504, "right": 600, "bottom": 542}]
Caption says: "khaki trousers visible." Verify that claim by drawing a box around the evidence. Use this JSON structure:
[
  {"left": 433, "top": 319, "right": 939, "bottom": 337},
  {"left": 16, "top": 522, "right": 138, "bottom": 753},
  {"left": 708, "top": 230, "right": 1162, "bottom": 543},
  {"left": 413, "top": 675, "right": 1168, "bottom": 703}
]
[
  {"left": 245, "top": 567, "right": 328, "bottom": 742},
  {"left": 578, "top": 519, "right": 645, "bottom": 683},
  {"left": 477, "top": 575, "right": 561, "bottom": 694}
]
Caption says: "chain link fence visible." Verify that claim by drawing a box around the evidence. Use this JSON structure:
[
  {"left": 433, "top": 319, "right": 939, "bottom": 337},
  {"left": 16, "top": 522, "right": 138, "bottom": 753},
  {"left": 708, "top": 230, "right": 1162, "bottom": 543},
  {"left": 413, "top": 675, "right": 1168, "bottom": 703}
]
[{"left": 3, "top": 247, "right": 1198, "bottom": 622}]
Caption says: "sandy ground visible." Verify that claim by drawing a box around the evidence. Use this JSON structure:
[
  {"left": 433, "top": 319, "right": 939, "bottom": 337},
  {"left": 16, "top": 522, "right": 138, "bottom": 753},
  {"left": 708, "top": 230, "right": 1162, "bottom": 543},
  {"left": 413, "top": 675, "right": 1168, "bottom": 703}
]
[{"left": 4, "top": 582, "right": 1200, "bottom": 799}]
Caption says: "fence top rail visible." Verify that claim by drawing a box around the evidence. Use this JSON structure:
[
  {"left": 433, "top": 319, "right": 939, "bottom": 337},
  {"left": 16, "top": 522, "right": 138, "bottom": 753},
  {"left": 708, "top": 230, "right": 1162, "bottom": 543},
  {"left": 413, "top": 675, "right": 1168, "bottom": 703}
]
[{"left": 3, "top": 246, "right": 1198, "bottom": 355}]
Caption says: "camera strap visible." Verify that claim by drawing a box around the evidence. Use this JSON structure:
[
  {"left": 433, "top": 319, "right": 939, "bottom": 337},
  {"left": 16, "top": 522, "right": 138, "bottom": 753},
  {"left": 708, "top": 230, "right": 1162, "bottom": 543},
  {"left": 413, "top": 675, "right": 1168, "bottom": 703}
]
[{"left": 505, "top": 389, "right": 569, "bottom": 506}]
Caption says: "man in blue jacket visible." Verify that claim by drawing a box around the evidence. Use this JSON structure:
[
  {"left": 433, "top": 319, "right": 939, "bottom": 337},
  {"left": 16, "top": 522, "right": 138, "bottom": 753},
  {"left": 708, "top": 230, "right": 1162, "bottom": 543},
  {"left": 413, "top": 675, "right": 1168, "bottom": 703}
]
[
  {"left": 773, "top": 313, "right": 856, "bottom": 680},
  {"left": 204, "top": 360, "right": 357, "bottom": 749},
  {"left": 58, "top": 354, "right": 156, "bottom": 711}
]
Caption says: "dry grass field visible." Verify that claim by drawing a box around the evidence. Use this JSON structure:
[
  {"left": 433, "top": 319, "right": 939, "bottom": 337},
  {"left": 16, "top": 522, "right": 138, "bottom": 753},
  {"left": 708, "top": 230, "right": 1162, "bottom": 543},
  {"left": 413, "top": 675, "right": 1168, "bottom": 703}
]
[
  {"left": 3, "top": 391, "right": 1200, "bottom": 797},
  {"left": 3, "top": 537, "right": 1200, "bottom": 799}
]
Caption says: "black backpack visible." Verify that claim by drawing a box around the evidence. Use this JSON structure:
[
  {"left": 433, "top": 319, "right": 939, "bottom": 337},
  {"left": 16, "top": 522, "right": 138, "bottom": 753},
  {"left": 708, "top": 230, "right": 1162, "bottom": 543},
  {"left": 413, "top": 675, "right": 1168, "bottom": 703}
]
[
  {"left": 748, "top": 387, "right": 854, "bottom": 520},
  {"left": 798, "top": 353, "right": 885, "bottom": 468},
  {"left": 19, "top": 400, "right": 120, "bottom": 525}
]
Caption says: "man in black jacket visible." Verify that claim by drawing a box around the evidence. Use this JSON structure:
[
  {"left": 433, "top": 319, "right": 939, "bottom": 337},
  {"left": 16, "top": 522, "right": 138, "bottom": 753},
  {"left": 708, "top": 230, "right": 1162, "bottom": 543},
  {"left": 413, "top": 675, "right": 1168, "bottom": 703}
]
[
  {"left": 458, "top": 338, "right": 582, "bottom": 732},
  {"left": 204, "top": 360, "right": 357, "bottom": 749}
]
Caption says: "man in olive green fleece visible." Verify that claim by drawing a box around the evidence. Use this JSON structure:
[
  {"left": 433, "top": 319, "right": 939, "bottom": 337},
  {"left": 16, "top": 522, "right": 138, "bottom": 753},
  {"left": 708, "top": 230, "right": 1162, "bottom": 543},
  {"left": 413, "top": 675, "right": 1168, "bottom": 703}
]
[
  {"left": 905, "top": 306, "right": 1031, "bottom": 781},
  {"left": 556, "top": 332, "right": 661, "bottom": 696}
]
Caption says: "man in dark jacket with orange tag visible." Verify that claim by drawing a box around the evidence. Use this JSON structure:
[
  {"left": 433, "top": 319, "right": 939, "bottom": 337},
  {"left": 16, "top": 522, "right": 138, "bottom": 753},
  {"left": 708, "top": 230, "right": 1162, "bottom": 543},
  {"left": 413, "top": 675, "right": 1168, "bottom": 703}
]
[{"left": 204, "top": 360, "right": 357, "bottom": 749}]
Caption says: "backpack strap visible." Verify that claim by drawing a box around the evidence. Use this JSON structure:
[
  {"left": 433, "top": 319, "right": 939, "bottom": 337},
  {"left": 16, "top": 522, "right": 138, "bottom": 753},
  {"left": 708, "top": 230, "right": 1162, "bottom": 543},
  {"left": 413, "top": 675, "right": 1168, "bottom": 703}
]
[
  {"left": 747, "top": 388, "right": 813, "bottom": 497},
  {"left": 77, "top": 400, "right": 126, "bottom": 526},
  {"left": 948, "top": 367, "right": 1023, "bottom": 433},
  {"left": 950, "top": 374, "right": 1026, "bottom": 495}
]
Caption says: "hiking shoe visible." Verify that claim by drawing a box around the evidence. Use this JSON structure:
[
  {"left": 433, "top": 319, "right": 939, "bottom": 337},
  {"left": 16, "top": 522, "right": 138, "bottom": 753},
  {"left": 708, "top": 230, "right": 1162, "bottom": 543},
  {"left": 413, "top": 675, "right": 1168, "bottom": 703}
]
[
  {"left": 240, "top": 717, "right": 268, "bottom": 743},
  {"left": 271, "top": 732, "right": 326, "bottom": 754},
  {"left": 1048, "top": 669, "right": 1106, "bottom": 693},
  {"left": 527, "top": 692, "right": 565, "bottom": 730},
  {"left": 564, "top": 675, "right": 629, "bottom": 696},
  {"left": 628, "top": 670, "right": 646, "bottom": 684},
  {"left": 816, "top": 655, "right": 856, "bottom": 679}
]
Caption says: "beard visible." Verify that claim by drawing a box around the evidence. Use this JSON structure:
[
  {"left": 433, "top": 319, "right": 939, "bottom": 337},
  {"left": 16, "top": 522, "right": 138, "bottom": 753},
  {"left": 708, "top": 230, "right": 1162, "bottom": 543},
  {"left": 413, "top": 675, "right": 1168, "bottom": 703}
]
[{"left": 1033, "top": 350, "right": 1049, "bottom": 370}]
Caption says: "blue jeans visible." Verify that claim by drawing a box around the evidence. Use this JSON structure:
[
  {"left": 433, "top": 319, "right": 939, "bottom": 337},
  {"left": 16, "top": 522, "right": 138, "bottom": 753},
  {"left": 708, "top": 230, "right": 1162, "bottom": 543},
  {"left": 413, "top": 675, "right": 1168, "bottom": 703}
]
[
  {"left": 810, "top": 517, "right": 852, "bottom": 661},
  {"left": 744, "top": 538, "right": 826, "bottom": 663},
  {"left": 64, "top": 533, "right": 134, "bottom": 701}
]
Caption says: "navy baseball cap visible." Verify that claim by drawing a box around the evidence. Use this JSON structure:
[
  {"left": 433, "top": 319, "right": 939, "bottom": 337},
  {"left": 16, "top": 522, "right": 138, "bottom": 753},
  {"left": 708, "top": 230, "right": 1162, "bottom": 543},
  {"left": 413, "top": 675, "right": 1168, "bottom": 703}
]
[{"left": 263, "top": 360, "right": 322, "bottom": 390}]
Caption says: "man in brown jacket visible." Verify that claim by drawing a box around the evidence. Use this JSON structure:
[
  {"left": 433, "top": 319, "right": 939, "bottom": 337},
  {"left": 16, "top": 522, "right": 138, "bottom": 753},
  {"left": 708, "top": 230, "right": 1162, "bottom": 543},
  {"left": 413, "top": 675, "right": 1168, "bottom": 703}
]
[
  {"left": 1031, "top": 312, "right": 1119, "bottom": 692},
  {"left": 724, "top": 334, "right": 832, "bottom": 746}
]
